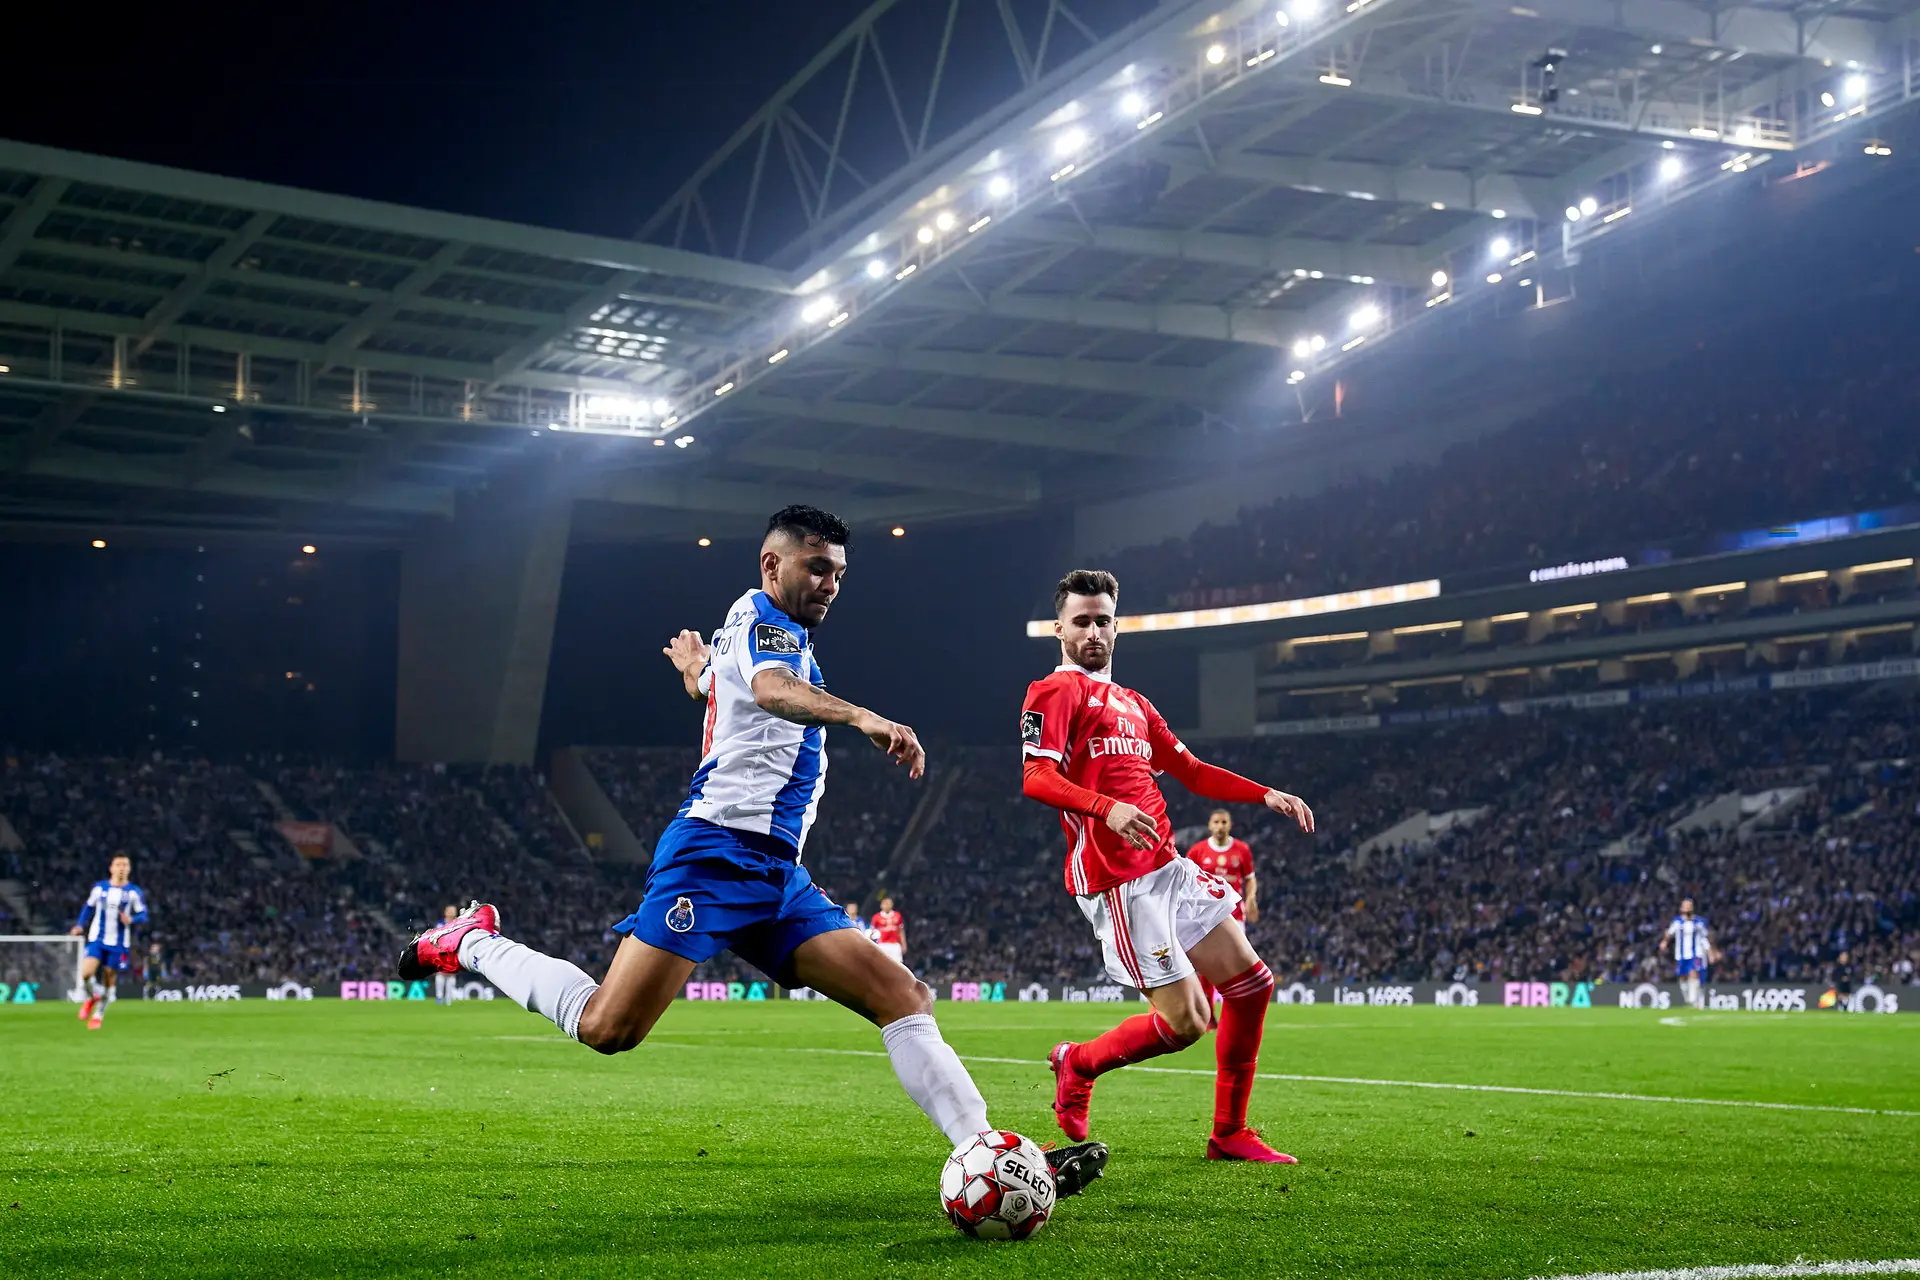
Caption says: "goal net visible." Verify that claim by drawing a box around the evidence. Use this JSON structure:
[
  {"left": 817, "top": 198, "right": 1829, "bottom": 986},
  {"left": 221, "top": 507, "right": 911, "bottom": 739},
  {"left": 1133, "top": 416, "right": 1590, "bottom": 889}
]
[{"left": 0, "top": 935, "right": 85, "bottom": 1004}]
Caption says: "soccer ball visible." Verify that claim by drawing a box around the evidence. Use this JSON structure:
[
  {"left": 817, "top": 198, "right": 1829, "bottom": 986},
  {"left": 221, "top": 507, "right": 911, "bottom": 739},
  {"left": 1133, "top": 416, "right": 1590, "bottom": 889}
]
[{"left": 939, "top": 1130, "right": 1055, "bottom": 1240}]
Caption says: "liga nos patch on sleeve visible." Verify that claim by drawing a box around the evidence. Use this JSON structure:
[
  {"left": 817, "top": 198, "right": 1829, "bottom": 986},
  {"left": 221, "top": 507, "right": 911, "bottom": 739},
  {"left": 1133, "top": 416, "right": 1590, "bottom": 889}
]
[
  {"left": 1022, "top": 710, "right": 1045, "bottom": 747},
  {"left": 755, "top": 623, "right": 802, "bottom": 655}
]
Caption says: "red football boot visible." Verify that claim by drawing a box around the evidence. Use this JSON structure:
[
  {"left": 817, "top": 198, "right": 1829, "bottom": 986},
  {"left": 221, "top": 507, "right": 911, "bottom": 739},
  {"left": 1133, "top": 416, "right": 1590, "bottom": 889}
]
[
  {"left": 78, "top": 994, "right": 96, "bottom": 1022},
  {"left": 396, "top": 902, "right": 499, "bottom": 980},
  {"left": 1048, "top": 1041, "right": 1096, "bottom": 1142},
  {"left": 1207, "top": 1128, "right": 1297, "bottom": 1163}
]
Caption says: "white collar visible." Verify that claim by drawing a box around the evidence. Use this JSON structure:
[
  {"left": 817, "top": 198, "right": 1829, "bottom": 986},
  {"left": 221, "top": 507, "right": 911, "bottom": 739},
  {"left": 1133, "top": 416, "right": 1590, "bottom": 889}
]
[
  {"left": 1208, "top": 836, "right": 1233, "bottom": 851},
  {"left": 1057, "top": 663, "right": 1112, "bottom": 683}
]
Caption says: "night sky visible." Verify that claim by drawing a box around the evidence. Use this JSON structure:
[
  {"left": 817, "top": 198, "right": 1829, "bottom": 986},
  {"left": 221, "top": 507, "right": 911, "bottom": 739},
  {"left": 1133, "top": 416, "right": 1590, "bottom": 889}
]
[{"left": 2, "top": 0, "right": 875, "bottom": 237}]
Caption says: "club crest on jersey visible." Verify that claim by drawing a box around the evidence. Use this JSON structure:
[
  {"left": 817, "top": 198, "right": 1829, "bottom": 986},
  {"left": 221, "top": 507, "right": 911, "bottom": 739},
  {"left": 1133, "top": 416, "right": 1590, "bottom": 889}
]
[
  {"left": 1151, "top": 946, "right": 1174, "bottom": 972},
  {"left": 754, "top": 623, "right": 802, "bottom": 655},
  {"left": 1021, "top": 710, "right": 1044, "bottom": 747},
  {"left": 666, "top": 896, "right": 696, "bottom": 933}
]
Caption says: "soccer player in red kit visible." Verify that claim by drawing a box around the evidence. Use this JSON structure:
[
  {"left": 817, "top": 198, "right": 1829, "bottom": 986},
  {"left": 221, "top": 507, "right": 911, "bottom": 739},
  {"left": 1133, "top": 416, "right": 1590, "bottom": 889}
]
[
  {"left": 870, "top": 896, "right": 906, "bottom": 966},
  {"left": 1021, "top": 569, "right": 1314, "bottom": 1163},
  {"left": 1186, "top": 809, "right": 1258, "bottom": 1013}
]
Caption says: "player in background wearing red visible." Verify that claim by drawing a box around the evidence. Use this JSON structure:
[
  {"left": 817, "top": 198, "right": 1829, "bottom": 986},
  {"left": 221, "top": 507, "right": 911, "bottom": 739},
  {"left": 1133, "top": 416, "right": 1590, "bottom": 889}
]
[
  {"left": 870, "top": 896, "right": 906, "bottom": 966},
  {"left": 1021, "top": 570, "right": 1314, "bottom": 1164},
  {"left": 1185, "top": 810, "right": 1259, "bottom": 1014}
]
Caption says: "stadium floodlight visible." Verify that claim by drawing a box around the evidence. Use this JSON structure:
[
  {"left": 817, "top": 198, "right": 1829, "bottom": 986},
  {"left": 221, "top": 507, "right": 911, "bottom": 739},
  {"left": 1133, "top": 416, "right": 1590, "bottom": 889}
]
[
  {"left": 916, "top": 225, "right": 935, "bottom": 244},
  {"left": 651, "top": 398, "right": 670, "bottom": 416},
  {"left": 1274, "top": 9, "right": 1289, "bottom": 27},
  {"left": 1580, "top": 196, "right": 1599, "bottom": 217},
  {"left": 1290, "top": 337, "right": 1311, "bottom": 358},
  {"left": 675, "top": 435, "right": 696, "bottom": 448},
  {"left": 1054, "top": 127, "right": 1088, "bottom": 157},
  {"left": 586, "top": 393, "right": 646, "bottom": 417},
  {"left": 1565, "top": 205, "right": 1582, "bottom": 221},
  {"left": 891, "top": 526, "right": 906, "bottom": 537},
  {"left": 1205, "top": 44, "right": 1227, "bottom": 65},
  {"left": 1347, "top": 303, "right": 1380, "bottom": 332},
  {"left": 1489, "top": 208, "right": 1507, "bottom": 219},
  {"left": 697, "top": 538, "right": 712, "bottom": 547},
  {"left": 768, "top": 348, "right": 790, "bottom": 364},
  {"left": 1291, "top": 0, "right": 1320, "bottom": 16},
  {"left": 1430, "top": 270, "right": 1449, "bottom": 288},
  {"left": 1486, "top": 272, "right": 1503, "bottom": 284},
  {"left": 987, "top": 174, "right": 1014, "bottom": 198},
  {"left": 1820, "top": 91, "right": 1836, "bottom": 108},
  {"left": 1119, "top": 92, "right": 1144, "bottom": 117},
  {"left": 1659, "top": 154, "right": 1684, "bottom": 180},
  {"left": 1309, "top": 334, "right": 1326, "bottom": 352},
  {"left": 1865, "top": 139, "right": 1892, "bottom": 156},
  {"left": 1734, "top": 124, "right": 1755, "bottom": 143},
  {"left": 1490, "top": 235, "right": 1512, "bottom": 258},
  {"left": 301, "top": 544, "right": 316, "bottom": 555},
  {"left": 934, "top": 210, "right": 957, "bottom": 232},
  {"left": 1846, "top": 74, "right": 1868, "bottom": 100},
  {"left": 865, "top": 259, "right": 887, "bottom": 279},
  {"left": 91, "top": 538, "right": 106, "bottom": 549},
  {"left": 1287, "top": 369, "right": 1306, "bottom": 383},
  {"left": 713, "top": 382, "right": 734, "bottom": 397},
  {"left": 800, "top": 296, "right": 838, "bottom": 324}
]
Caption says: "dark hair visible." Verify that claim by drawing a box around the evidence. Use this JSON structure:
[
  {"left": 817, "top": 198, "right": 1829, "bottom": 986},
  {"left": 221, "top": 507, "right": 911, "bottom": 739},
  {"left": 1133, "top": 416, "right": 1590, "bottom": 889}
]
[
  {"left": 1053, "top": 568, "right": 1119, "bottom": 615},
  {"left": 766, "top": 504, "right": 851, "bottom": 546}
]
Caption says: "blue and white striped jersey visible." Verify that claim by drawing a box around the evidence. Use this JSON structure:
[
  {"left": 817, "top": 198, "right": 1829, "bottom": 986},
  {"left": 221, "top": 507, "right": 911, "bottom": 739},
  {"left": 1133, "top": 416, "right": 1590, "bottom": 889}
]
[
  {"left": 679, "top": 589, "right": 829, "bottom": 855},
  {"left": 78, "top": 881, "right": 148, "bottom": 949},
  {"left": 1666, "top": 914, "right": 1711, "bottom": 963}
]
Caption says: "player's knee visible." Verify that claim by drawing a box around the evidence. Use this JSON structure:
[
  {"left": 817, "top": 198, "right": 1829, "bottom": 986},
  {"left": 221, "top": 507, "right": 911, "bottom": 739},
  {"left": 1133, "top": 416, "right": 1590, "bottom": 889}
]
[
  {"left": 875, "top": 976, "right": 934, "bottom": 1023},
  {"left": 576, "top": 1008, "right": 647, "bottom": 1056},
  {"left": 1160, "top": 992, "right": 1211, "bottom": 1044}
]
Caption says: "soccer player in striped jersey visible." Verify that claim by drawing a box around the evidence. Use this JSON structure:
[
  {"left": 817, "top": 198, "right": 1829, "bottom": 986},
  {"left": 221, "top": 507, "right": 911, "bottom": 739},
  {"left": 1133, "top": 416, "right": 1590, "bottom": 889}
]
[
  {"left": 1659, "top": 897, "right": 1717, "bottom": 1010},
  {"left": 1022, "top": 570, "right": 1315, "bottom": 1164},
  {"left": 398, "top": 506, "right": 1107, "bottom": 1197},
  {"left": 69, "top": 855, "right": 147, "bottom": 1030}
]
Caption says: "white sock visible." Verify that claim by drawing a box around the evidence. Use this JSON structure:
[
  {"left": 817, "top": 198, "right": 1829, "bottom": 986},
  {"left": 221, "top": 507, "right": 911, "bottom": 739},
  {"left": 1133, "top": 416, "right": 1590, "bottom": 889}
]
[
  {"left": 881, "top": 1013, "right": 990, "bottom": 1146},
  {"left": 458, "top": 934, "right": 599, "bottom": 1041},
  {"left": 88, "top": 978, "right": 106, "bottom": 999}
]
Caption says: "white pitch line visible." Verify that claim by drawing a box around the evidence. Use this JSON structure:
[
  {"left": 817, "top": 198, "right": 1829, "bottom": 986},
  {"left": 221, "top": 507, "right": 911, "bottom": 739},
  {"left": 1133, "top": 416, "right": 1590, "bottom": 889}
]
[
  {"left": 776, "top": 1048, "right": 1920, "bottom": 1119},
  {"left": 1529, "top": 1259, "right": 1920, "bottom": 1280}
]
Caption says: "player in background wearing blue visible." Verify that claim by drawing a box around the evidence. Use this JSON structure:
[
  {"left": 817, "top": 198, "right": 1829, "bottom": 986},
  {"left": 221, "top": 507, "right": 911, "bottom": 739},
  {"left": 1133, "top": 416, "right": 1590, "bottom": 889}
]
[
  {"left": 1658, "top": 897, "right": 1718, "bottom": 1010},
  {"left": 399, "top": 506, "right": 1107, "bottom": 1195},
  {"left": 70, "top": 854, "right": 147, "bottom": 1030}
]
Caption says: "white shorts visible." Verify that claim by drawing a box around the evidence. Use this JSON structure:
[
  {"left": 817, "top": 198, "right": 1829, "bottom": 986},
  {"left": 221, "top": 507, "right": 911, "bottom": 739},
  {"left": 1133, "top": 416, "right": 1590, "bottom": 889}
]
[
  {"left": 1076, "top": 857, "right": 1242, "bottom": 990},
  {"left": 876, "top": 941, "right": 904, "bottom": 965}
]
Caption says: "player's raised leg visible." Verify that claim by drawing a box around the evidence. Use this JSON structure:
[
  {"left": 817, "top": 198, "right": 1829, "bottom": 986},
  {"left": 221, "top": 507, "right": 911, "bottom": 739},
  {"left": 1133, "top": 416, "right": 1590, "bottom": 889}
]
[
  {"left": 790, "top": 925, "right": 1109, "bottom": 1196},
  {"left": 399, "top": 902, "right": 693, "bottom": 1051}
]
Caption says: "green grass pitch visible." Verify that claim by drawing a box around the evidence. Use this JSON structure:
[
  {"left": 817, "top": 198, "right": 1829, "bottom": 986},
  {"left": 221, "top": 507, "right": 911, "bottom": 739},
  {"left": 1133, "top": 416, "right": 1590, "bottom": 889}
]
[{"left": 3, "top": 999, "right": 1917, "bottom": 1278}]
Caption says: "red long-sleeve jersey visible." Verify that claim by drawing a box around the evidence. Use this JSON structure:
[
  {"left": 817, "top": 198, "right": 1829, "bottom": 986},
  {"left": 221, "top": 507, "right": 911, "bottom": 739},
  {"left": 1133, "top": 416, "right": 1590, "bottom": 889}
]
[{"left": 1020, "top": 664, "right": 1268, "bottom": 895}]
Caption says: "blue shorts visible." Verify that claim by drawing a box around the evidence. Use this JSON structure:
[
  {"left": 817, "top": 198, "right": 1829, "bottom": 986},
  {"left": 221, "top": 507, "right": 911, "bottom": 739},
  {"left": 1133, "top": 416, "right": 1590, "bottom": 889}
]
[
  {"left": 85, "top": 942, "right": 130, "bottom": 971},
  {"left": 1676, "top": 958, "right": 1705, "bottom": 978},
  {"left": 614, "top": 817, "right": 852, "bottom": 984}
]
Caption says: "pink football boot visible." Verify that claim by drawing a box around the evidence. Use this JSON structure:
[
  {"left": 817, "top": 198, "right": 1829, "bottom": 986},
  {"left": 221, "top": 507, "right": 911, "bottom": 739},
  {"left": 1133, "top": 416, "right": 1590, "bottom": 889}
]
[{"left": 397, "top": 902, "right": 499, "bottom": 980}]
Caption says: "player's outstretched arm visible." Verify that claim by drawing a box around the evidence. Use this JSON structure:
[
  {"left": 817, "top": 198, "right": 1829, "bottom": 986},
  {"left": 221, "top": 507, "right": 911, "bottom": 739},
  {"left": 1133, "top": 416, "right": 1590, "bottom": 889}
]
[
  {"left": 1144, "top": 714, "right": 1314, "bottom": 833},
  {"left": 750, "top": 668, "right": 925, "bottom": 778},
  {"left": 1020, "top": 758, "right": 1158, "bottom": 849},
  {"left": 662, "top": 630, "right": 712, "bottom": 701}
]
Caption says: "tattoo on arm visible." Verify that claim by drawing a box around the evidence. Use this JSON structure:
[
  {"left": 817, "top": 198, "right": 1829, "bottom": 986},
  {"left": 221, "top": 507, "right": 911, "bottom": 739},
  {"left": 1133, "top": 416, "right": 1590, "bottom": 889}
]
[{"left": 755, "top": 669, "right": 861, "bottom": 727}]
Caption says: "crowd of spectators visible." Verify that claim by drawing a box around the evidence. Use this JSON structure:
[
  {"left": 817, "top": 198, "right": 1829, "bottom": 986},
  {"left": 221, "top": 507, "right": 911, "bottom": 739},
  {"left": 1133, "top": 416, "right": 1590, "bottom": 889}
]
[
  {"left": 896, "top": 689, "right": 1920, "bottom": 992},
  {"left": 1115, "top": 305, "right": 1920, "bottom": 610},
  {"left": 4, "top": 686, "right": 1915, "bottom": 995}
]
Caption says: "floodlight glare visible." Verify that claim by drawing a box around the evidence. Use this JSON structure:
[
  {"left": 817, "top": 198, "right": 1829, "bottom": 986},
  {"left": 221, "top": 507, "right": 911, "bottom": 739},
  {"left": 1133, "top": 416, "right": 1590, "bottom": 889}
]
[
  {"left": 865, "top": 259, "right": 887, "bottom": 279},
  {"left": 1205, "top": 44, "right": 1227, "bottom": 65},
  {"left": 1820, "top": 91, "right": 1836, "bottom": 108},
  {"left": 1430, "top": 270, "right": 1449, "bottom": 288},
  {"left": 1565, "top": 206, "right": 1582, "bottom": 221},
  {"left": 1490, "top": 236, "right": 1512, "bottom": 257},
  {"left": 987, "top": 174, "right": 1014, "bottom": 198},
  {"left": 1054, "top": 127, "right": 1088, "bottom": 157},
  {"left": 934, "top": 210, "right": 957, "bottom": 232},
  {"left": 650, "top": 399, "right": 670, "bottom": 416},
  {"left": 1845, "top": 74, "right": 1868, "bottom": 100},
  {"left": 1659, "top": 154, "right": 1684, "bottom": 180},
  {"left": 1291, "top": 0, "right": 1320, "bottom": 16},
  {"left": 1119, "top": 92, "right": 1144, "bottom": 117},
  {"left": 1274, "top": 10, "right": 1290, "bottom": 27},
  {"left": 1309, "top": 334, "right": 1326, "bottom": 352},
  {"left": 1348, "top": 303, "right": 1381, "bottom": 332},
  {"left": 800, "top": 296, "right": 838, "bottom": 324},
  {"left": 916, "top": 225, "right": 935, "bottom": 243},
  {"left": 1579, "top": 195, "right": 1599, "bottom": 216},
  {"left": 1291, "top": 338, "right": 1312, "bottom": 358},
  {"left": 1489, "top": 208, "right": 1507, "bottom": 218}
]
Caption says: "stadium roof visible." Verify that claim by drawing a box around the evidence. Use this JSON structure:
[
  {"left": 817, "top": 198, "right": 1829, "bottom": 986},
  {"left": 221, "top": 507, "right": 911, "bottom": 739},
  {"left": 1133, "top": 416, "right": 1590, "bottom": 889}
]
[{"left": 3, "top": 0, "right": 1917, "bottom": 542}]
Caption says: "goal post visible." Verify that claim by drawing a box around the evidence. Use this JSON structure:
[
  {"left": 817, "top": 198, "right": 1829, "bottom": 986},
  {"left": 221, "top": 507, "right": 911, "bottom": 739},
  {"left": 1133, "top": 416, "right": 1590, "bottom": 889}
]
[{"left": 0, "top": 935, "right": 86, "bottom": 1004}]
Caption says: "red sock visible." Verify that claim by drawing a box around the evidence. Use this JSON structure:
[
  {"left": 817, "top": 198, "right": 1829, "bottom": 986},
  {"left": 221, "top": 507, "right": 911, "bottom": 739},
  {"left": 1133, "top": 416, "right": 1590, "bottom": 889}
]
[
  {"left": 1068, "top": 1011, "right": 1185, "bottom": 1078},
  {"left": 1213, "top": 961, "right": 1273, "bottom": 1137}
]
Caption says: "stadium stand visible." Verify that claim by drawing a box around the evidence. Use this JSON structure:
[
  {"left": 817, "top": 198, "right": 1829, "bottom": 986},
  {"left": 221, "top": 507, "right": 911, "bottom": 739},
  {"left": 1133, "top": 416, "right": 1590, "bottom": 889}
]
[
  {"left": 5, "top": 692, "right": 1916, "bottom": 993},
  {"left": 1113, "top": 295, "right": 1920, "bottom": 611}
]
